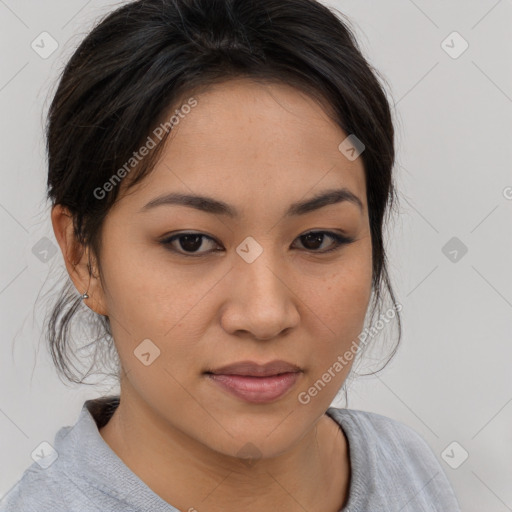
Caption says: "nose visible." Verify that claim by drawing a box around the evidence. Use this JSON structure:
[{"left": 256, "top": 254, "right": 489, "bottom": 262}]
[{"left": 220, "top": 252, "right": 300, "bottom": 341}]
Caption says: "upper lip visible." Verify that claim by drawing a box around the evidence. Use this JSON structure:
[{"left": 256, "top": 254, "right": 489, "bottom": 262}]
[{"left": 207, "top": 360, "right": 302, "bottom": 377}]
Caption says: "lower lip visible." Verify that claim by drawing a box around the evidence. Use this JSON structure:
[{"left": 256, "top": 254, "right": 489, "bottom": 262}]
[{"left": 206, "top": 372, "right": 301, "bottom": 403}]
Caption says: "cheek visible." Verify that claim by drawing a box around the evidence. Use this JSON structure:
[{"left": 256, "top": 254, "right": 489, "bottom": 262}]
[
  {"left": 328, "top": 264, "right": 372, "bottom": 332},
  {"left": 98, "top": 237, "right": 226, "bottom": 385},
  {"left": 297, "top": 245, "right": 373, "bottom": 373},
  {"left": 101, "top": 222, "right": 372, "bottom": 357},
  {"left": 302, "top": 246, "right": 372, "bottom": 334},
  {"left": 99, "top": 234, "right": 198, "bottom": 332}
]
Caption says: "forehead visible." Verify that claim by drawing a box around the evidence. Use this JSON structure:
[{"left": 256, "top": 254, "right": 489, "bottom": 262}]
[{"left": 118, "top": 78, "right": 367, "bottom": 218}]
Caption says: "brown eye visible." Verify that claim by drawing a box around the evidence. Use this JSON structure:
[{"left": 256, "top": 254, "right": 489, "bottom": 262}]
[
  {"left": 160, "top": 230, "right": 354, "bottom": 258},
  {"left": 294, "top": 231, "right": 355, "bottom": 253},
  {"left": 160, "top": 233, "right": 221, "bottom": 256}
]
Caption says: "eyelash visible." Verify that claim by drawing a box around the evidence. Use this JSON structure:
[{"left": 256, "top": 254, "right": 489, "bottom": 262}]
[{"left": 159, "top": 230, "right": 355, "bottom": 257}]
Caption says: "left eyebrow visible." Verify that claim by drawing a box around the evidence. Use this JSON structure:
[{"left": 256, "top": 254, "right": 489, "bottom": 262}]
[{"left": 139, "top": 187, "right": 363, "bottom": 217}]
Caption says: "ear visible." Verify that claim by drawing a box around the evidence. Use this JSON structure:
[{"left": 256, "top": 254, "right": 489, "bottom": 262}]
[{"left": 51, "top": 204, "right": 108, "bottom": 317}]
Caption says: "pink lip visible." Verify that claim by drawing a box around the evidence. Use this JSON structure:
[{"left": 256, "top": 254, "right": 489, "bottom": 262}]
[
  {"left": 208, "top": 359, "right": 301, "bottom": 377},
  {"left": 207, "top": 372, "right": 301, "bottom": 403},
  {"left": 205, "top": 360, "right": 302, "bottom": 403}
]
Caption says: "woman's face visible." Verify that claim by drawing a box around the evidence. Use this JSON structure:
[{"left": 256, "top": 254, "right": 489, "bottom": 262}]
[{"left": 86, "top": 79, "right": 372, "bottom": 458}]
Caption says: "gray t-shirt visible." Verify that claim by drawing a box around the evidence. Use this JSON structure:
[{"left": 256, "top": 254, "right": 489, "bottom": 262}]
[{"left": 0, "top": 397, "right": 461, "bottom": 511}]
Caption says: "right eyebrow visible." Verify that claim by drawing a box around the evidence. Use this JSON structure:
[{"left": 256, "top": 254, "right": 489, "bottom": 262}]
[{"left": 139, "top": 187, "right": 363, "bottom": 218}]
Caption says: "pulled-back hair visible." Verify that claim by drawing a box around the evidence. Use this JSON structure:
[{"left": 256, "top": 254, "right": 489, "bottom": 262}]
[{"left": 43, "top": 0, "right": 402, "bottom": 391}]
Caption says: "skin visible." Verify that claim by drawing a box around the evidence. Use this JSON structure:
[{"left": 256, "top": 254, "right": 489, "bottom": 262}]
[{"left": 51, "top": 78, "right": 373, "bottom": 512}]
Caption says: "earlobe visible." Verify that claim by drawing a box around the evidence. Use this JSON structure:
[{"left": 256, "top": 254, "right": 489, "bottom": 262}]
[
  {"left": 50, "top": 204, "right": 109, "bottom": 317},
  {"left": 78, "top": 248, "right": 109, "bottom": 317}
]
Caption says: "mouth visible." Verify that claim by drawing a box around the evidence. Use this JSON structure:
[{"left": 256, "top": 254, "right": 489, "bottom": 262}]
[
  {"left": 207, "top": 359, "right": 302, "bottom": 377},
  {"left": 204, "top": 360, "right": 303, "bottom": 404}
]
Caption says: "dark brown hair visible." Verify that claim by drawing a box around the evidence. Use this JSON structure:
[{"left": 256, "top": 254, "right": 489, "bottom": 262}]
[{"left": 43, "top": 0, "right": 402, "bottom": 393}]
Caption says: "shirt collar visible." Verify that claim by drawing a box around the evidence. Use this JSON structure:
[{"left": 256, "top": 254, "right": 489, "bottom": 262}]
[
  {"left": 54, "top": 398, "right": 356, "bottom": 512},
  {"left": 53, "top": 396, "right": 179, "bottom": 511}
]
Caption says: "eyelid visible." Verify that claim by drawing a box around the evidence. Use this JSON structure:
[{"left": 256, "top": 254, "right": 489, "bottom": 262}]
[
  {"left": 159, "top": 230, "right": 355, "bottom": 257},
  {"left": 159, "top": 232, "right": 220, "bottom": 257}
]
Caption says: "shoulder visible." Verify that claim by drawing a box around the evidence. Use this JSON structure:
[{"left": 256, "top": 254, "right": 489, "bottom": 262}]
[
  {"left": 0, "top": 435, "right": 121, "bottom": 512},
  {"left": 328, "top": 407, "right": 437, "bottom": 461},
  {"left": 0, "top": 460, "right": 72, "bottom": 512},
  {"left": 329, "top": 406, "right": 434, "bottom": 455},
  {"left": 327, "top": 407, "right": 462, "bottom": 511},
  {"left": 0, "top": 399, "right": 122, "bottom": 512}
]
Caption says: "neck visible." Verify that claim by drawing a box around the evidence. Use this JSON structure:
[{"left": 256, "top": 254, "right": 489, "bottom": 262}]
[{"left": 98, "top": 391, "right": 350, "bottom": 512}]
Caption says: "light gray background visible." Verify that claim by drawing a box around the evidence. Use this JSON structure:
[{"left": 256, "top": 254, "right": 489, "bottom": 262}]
[{"left": 1, "top": 1, "right": 511, "bottom": 510}]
